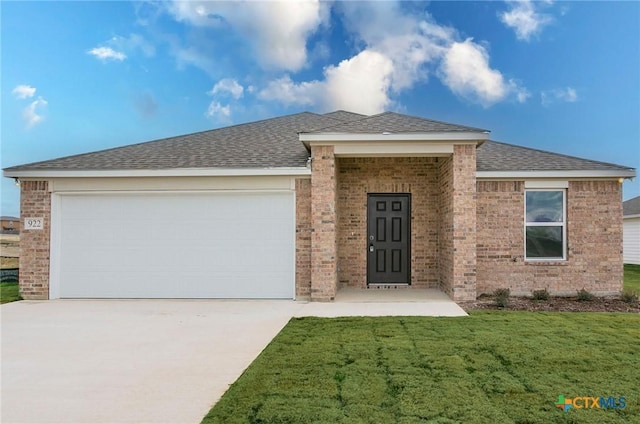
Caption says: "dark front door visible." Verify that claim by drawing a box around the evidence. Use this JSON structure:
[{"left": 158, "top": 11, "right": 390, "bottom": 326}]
[{"left": 367, "top": 194, "right": 410, "bottom": 284}]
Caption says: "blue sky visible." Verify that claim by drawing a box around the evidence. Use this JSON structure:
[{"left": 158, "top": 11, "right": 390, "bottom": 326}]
[{"left": 2, "top": 1, "right": 639, "bottom": 217}]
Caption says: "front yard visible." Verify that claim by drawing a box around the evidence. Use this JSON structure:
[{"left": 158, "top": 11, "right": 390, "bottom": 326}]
[
  {"left": 203, "top": 312, "right": 639, "bottom": 423},
  {"left": 625, "top": 264, "right": 640, "bottom": 293},
  {"left": 1, "top": 282, "right": 21, "bottom": 304}
]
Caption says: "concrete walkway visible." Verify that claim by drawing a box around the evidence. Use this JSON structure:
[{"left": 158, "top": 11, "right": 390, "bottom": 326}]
[{"left": 1, "top": 296, "right": 465, "bottom": 424}]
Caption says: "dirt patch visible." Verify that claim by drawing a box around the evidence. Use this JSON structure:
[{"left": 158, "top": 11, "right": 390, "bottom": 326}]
[
  {"left": 459, "top": 295, "right": 639, "bottom": 313},
  {"left": 1, "top": 233, "right": 20, "bottom": 259},
  {"left": 1, "top": 257, "right": 19, "bottom": 269}
]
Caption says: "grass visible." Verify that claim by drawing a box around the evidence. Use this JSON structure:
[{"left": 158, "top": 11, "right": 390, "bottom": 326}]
[
  {"left": 624, "top": 264, "right": 640, "bottom": 293},
  {"left": 0, "top": 282, "right": 21, "bottom": 304},
  {"left": 203, "top": 313, "right": 639, "bottom": 424}
]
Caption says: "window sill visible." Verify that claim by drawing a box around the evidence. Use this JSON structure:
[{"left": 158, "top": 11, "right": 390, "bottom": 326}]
[{"left": 524, "top": 260, "right": 568, "bottom": 266}]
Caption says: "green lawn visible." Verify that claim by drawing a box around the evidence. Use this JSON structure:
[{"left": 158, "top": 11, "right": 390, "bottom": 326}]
[
  {"left": 624, "top": 264, "right": 640, "bottom": 293},
  {"left": 203, "top": 313, "right": 639, "bottom": 424},
  {"left": 0, "top": 282, "right": 21, "bottom": 304}
]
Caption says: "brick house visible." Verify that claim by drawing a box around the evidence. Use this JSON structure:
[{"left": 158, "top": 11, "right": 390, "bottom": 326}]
[
  {"left": 3, "top": 111, "right": 635, "bottom": 301},
  {"left": 623, "top": 196, "right": 640, "bottom": 265},
  {"left": 1, "top": 215, "right": 20, "bottom": 233}
]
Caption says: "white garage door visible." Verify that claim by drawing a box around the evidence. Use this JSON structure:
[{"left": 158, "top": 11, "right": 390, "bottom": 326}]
[{"left": 53, "top": 192, "right": 295, "bottom": 299}]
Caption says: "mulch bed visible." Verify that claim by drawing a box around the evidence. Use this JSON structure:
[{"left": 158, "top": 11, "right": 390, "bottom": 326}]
[{"left": 459, "top": 295, "right": 640, "bottom": 313}]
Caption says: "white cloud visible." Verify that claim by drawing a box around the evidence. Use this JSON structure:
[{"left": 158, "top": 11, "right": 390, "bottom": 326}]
[
  {"left": 337, "top": 2, "right": 452, "bottom": 92},
  {"left": 110, "top": 33, "right": 156, "bottom": 57},
  {"left": 259, "top": 50, "right": 394, "bottom": 115},
  {"left": 499, "top": 0, "right": 553, "bottom": 41},
  {"left": 209, "top": 78, "right": 244, "bottom": 100},
  {"left": 541, "top": 87, "right": 578, "bottom": 106},
  {"left": 439, "top": 39, "right": 529, "bottom": 107},
  {"left": 88, "top": 46, "right": 127, "bottom": 62},
  {"left": 23, "top": 97, "right": 47, "bottom": 128},
  {"left": 173, "top": 45, "right": 216, "bottom": 75},
  {"left": 164, "top": 1, "right": 528, "bottom": 112},
  {"left": 259, "top": 75, "right": 322, "bottom": 107},
  {"left": 12, "top": 84, "right": 36, "bottom": 99},
  {"left": 323, "top": 50, "right": 394, "bottom": 114},
  {"left": 205, "top": 101, "right": 231, "bottom": 120},
  {"left": 260, "top": 3, "right": 530, "bottom": 112},
  {"left": 168, "top": 0, "right": 327, "bottom": 71}
]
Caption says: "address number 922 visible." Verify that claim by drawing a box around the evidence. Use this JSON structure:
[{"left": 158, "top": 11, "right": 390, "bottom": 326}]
[{"left": 24, "top": 218, "right": 44, "bottom": 230}]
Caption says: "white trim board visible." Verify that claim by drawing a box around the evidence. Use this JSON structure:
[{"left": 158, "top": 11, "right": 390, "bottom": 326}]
[
  {"left": 4, "top": 167, "right": 311, "bottom": 179},
  {"left": 477, "top": 170, "right": 635, "bottom": 179},
  {"left": 300, "top": 132, "right": 489, "bottom": 143}
]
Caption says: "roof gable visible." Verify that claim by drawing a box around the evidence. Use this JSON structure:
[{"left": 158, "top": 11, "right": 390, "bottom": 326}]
[
  {"left": 4, "top": 112, "right": 336, "bottom": 171},
  {"left": 623, "top": 196, "right": 640, "bottom": 216},
  {"left": 2, "top": 111, "right": 635, "bottom": 179},
  {"left": 305, "top": 111, "right": 488, "bottom": 134},
  {"left": 477, "top": 140, "right": 634, "bottom": 173}
]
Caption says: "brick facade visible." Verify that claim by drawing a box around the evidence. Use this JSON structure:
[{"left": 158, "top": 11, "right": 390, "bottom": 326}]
[
  {"left": 437, "top": 146, "right": 477, "bottom": 301},
  {"left": 310, "top": 145, "right": 338, "bottom": 300},
  {"left": 329, "top": 145, "right": 477, "bottom": 301},
  {"left": 19, "top": 181, "right": 51, "bottom": 300},
  {"left": 14, "top": 161, "right": 625, "bottom": 302},
  {"left": 336, "top": 157, "right": 439, "bottom": 288},
  {"left": 295, "top": 178, "right": 312, "bottom": 298},
  {"left": 477, "top": 180, "right": 623, "bottom": 296}
]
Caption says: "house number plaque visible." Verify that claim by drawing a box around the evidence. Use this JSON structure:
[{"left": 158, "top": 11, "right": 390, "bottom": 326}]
[{"left": 24, "top": 217, "right": 44, "bottom": 230}]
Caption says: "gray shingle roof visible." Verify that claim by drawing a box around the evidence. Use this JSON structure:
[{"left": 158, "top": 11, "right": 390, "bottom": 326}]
[
  {"left": 321, "top": 110, "right": 367, "bottom": 122},
  {"left": 2, "top": 111, "right": 634, "bottom": 176},
  {"left": 304, "top": 111, "right": 488, "bottom": 134},
  {"left": 623, "top": 196, "right": 640, "bottom": 216},
  {"left": 4, "top": 112, "right": 340, "bottom": 171},
  {"left": 476, "top": 140, "right": 634, "bottom": 172}
]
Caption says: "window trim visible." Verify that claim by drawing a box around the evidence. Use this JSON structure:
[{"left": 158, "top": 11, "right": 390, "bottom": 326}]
[{"left": 524, "top": 189, "right": 566, "bottom": 261}]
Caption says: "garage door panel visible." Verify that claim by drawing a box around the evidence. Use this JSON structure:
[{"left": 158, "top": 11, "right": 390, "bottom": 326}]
[{"left": 56, "top": 192, "right": 295, "bottom": 298}]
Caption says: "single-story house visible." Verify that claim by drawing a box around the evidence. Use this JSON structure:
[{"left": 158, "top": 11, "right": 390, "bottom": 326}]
[
  {"left": 623, "top": 196, "right": 640, "bottom": 265},
  {"left": 1, "top": 215, "right": 20, "bottom": 233},
  {"left": 3, "top": 111, "right": 636, "bottom": 301}
]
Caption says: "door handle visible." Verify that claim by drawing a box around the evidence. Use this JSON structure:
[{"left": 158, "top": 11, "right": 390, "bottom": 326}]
[{"left": 369, "top": 244, "right": 374, "bottom": 252}]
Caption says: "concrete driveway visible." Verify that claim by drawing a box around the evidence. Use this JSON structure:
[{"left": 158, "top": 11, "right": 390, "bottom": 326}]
[{"left": 1, "top": 296, "right": 465, "bottom": 423}]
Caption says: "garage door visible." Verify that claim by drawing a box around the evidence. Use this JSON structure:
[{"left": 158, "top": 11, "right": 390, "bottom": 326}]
[{"left": 53, "top": 192, "right": 295, "bottom": 298}]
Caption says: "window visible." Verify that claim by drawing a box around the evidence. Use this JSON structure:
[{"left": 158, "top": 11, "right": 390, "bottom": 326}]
[{"left": 525, "top": 190, "right": 566, "bottom": 260}]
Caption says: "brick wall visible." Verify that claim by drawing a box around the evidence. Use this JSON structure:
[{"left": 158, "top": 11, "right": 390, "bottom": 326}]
[
  {"left": 295, "top": 178, "right": 312, "bottom": 298},
  {"left": 336, "top": 157, "right": 440, "bottom": 288},
  {"left": 438, "top": 156, "right": 454, "bottom": 297},
  {"left": 310, "top": 145, "right": 338, "bottom": 300},
  {"left": 438, "top": 145, "right": 477, "bottom": 301},
  {"left": 19, "top": 180, "right": 51, "bottom": 299},
  {"left": 477, "top": 180, "right": 623, "bottom": 296}
]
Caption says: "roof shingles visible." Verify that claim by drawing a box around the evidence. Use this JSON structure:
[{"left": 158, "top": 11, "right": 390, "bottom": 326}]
[
  {"left": 623, "top": 196, "right": 640, "bottom": 216},
  {"left": 476, "top": 140, "right": 634, "bottom": 172},
  {"left": 3, "top": 111, "right": 635, "bottom": 176}
]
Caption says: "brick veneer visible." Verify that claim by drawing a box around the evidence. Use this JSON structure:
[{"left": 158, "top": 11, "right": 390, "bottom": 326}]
[
  {"left": 295, "top": 178, "right": 312, "bottom": 298},
  {"left": 438, "top": 145, "right": 477, "bottom": 301},
  {"left": 310, "top": 145, "right": 338, "bottom": 300},
  {"left": 19, "top": 180, "right": 51, "bottom": 299},
  {"left": 476, "top": 180, "right": 623, "bottom": 295},
  {"left": 336, "top": 157, "right": 439, "bottom": 288}
]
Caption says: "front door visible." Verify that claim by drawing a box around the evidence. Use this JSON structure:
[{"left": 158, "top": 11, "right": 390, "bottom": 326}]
[{"left": 367, "top": 194, "right": 411, "bottom": 284}]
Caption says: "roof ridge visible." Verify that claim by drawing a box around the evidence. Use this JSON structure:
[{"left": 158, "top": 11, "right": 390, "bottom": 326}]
[
  {"left": 304, "top": 110, "right": 488, "bottom": 133},
  {"left": 486, "top": 140, "right": 635, "bottom": 170}
]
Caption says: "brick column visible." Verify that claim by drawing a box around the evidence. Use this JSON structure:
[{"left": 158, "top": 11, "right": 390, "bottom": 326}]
[
  {"left": 451, "top": 144, "right": 477, "bottom": 301},
  {"left": 19, "top": 180, "right": 51, "bottom": 300},
  {"left": 295, "top": 178, "right": 312, "bottom": 298},
  {"left": 310, "top": 145, "right": 337, "bottom": 301}
]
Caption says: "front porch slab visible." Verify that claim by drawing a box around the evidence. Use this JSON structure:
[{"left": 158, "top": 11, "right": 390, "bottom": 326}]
[{"left": 295, "top": 288, "right": 467, "bottom": 317}]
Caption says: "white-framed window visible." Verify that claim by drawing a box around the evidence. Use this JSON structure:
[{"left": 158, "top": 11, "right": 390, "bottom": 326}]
[{"left": 524, "top": 189, "right": 566, "bottom": 260}]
